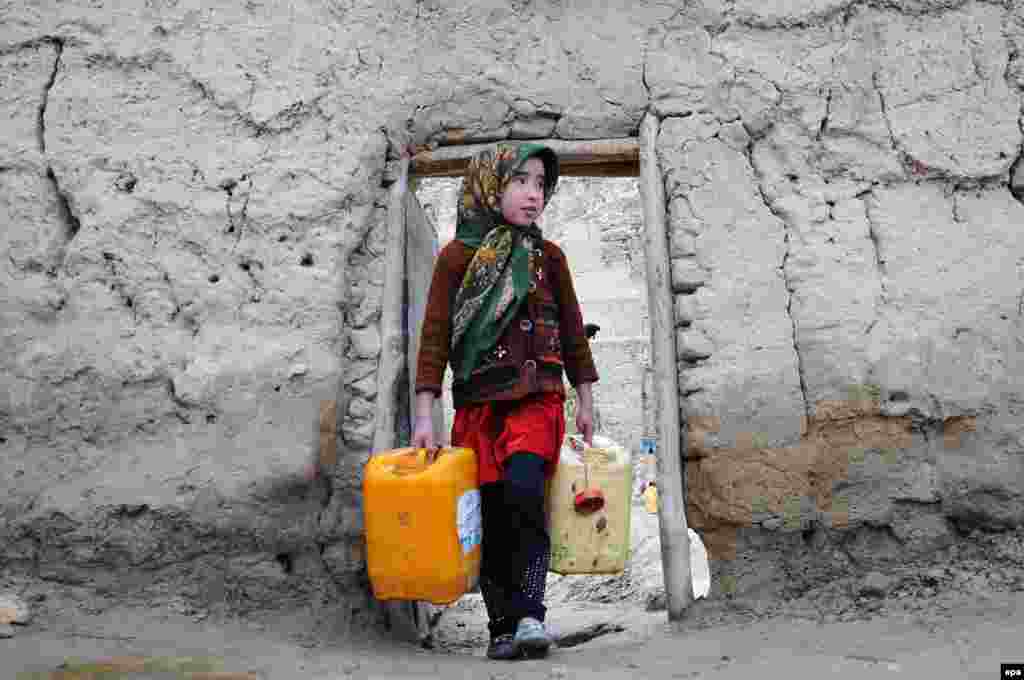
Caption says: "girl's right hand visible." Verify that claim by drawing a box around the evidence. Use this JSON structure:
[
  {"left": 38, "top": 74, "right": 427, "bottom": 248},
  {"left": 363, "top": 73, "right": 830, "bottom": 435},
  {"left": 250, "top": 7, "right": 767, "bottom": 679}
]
[{"left": 411, "top": 415, "right": 435, "bottom": 450}]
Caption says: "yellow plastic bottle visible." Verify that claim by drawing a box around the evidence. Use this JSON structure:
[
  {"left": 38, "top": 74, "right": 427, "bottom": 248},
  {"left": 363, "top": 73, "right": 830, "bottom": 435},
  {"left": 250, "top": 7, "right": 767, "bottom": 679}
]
[
  {"left": 643, "top": 483, "right": 659, "bottom": 514},
  {"left": 545, "top": 435, "right": 632, "bottom": 574},
  {"left": 363, "top": 447, "right": 481, "bottom": 605}
]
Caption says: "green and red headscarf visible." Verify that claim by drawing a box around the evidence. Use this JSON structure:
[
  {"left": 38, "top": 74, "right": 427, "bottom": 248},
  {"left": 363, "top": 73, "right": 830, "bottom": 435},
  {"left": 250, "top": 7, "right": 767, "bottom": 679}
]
[{"left": 449, "top": 142, "right": 559, "bottom": 383}]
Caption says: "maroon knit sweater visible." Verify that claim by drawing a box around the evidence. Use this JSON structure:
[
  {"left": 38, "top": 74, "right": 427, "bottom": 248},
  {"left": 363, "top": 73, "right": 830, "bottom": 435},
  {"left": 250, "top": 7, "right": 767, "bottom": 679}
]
[{"left": 415, "top": 238, "right": 599, "bottom": 403}]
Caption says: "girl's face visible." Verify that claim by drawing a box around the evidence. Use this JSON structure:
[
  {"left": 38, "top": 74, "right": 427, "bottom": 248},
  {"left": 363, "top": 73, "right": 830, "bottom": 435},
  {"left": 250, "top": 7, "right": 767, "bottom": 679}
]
[{"left": 499, "top": 157, "right": 546, "bottom": 226}]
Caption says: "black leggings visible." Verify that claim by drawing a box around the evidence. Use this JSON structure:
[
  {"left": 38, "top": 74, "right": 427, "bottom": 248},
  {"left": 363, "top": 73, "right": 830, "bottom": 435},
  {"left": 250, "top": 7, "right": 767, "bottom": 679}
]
[{"left": 479, "top": 452, "right": 550, "bottom": 639}]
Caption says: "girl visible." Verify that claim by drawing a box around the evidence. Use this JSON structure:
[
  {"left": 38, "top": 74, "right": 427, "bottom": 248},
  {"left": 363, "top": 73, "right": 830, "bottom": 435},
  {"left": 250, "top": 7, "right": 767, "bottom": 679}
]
[{"left": 412, "top": 142, "right": 598, "bottom": 660}]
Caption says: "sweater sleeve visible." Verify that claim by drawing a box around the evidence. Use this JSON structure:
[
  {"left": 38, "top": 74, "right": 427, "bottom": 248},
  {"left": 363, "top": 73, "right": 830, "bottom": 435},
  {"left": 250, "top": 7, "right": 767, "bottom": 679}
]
[
  {"left": 414, "top": 244, "right": 458, "bottom": 396},
  {"left": 553, "top": 244, "right": 599, "bottom": 388}
]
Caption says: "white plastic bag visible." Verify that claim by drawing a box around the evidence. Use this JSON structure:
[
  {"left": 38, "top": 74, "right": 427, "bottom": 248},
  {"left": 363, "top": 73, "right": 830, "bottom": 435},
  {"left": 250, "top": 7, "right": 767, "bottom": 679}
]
[{"left": 688, "top": 528, "right": 711, "bottom": 599}]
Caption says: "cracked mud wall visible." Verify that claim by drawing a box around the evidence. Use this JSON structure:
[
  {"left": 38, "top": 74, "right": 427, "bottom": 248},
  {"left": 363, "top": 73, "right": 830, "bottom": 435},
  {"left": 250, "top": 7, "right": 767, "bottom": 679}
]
[
  {"left": 1, "top": 5, "right": 393, "bottom": 623},
  {"left": 1, "top": 0, "right": 1022, "bottom": 620},
  {"left": 652, "top": 2, "right": 1024, "bottom": 598}
]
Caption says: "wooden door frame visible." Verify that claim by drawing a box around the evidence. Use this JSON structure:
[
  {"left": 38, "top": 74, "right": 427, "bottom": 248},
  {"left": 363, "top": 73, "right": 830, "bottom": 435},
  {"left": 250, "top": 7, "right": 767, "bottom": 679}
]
[{"left": 373, "top": 117, "right": 692, "bottom": 623}]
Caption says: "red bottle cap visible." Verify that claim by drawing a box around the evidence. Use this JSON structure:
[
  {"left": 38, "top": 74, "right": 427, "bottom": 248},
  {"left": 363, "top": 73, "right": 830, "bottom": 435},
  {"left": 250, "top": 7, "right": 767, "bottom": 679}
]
[{"left": 574, "top": 488, "right": 605, "bottom": 515}]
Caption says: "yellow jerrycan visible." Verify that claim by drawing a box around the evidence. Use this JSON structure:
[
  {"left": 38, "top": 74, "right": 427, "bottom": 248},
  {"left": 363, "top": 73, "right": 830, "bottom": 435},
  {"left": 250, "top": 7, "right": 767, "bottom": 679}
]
[
  {"left": 363, "top": 446, "right": 481, "bottom": 605},
  {"left": 545, "top": 434, "right": 632, "bottom": 574}
]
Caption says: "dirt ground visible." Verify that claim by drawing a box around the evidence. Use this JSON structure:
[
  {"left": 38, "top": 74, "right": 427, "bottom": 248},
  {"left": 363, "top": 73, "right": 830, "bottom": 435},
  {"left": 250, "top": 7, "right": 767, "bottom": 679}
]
[
  {"left": 5, "top": 506, "right": 1023, "bottom": 679},
  {"left": 4, "top": 587, "right": 1022, "bottom": 679}
]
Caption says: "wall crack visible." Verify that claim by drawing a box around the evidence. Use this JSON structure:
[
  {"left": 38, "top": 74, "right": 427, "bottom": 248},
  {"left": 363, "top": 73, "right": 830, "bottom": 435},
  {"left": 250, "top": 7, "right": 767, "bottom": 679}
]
[
  {"left": 100, "top": 251, "right": 138, "bottom": 323},
  {"left": 1010, "top": 110, "right": 1024, "bottom": 205},
  {"left": 37, "top": 37, "right": 63, "bottom": 154},
  {"left": 187, "top": 74, "right": 327, "bottom": 139},
  {"left": 859, "top": 189, "right": 889, "bottom": 336},
  {"left": 35, "top": 37, "right": 83, "bottom": 272},
  {"left": 744, "top": 136, "right": 812, "bottom": 425},
  {"left": 220, "top": 174, "right": 253, "bottom": 247},
  {"left": 730, "top": 0, "right": 979, "bottom": 31},
  {"left": 238, "top": 257, "right": 266, "bottom": 305},
  {"left": 951, "top": 187, "right": 964, "bottom": 224},
  {"left": 47, "top": 168, "right": 81, "bottom": 249},
  {"left": 641, "top": 52, "right": 651, "bottom": 105},
  {"left": 862, "top": 193, "right": 886, "bottom": 277},
  {"left": 871, "top": 71, "right": 899, "bottom": 154},
  {"left": 817, "top": 87, "right": 833, "bottom": 141}
]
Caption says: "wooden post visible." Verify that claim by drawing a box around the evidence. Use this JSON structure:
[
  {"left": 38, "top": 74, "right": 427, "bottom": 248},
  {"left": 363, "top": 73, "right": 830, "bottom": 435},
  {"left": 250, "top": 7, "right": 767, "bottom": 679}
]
[
  {"left": 318, "top": 399, "right": 337, "bottom": 469},
  {"left": 404, "top": 190, "right": 446, "bottom": 444},
  {"left": 372, "top": 157, "right": 409, "bottom": 454},
  {"left": 370, "top": 155, "right": 433, "bottom": 644},
  {"left": 638, "top": 113, "right": 692, "bottom": 621}
]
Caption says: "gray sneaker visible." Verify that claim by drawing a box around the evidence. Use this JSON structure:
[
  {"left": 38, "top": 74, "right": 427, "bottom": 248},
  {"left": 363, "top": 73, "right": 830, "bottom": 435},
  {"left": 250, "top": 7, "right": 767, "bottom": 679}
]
[{"left": 514, "top": 617, "right": 551, "bottom": 658}]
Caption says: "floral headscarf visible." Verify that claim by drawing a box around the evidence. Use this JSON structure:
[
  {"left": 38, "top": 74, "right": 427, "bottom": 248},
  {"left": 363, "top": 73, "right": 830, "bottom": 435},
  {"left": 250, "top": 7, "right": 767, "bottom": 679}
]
[{"left": 449, "top": 142, "right": 559, "bottom": 383}]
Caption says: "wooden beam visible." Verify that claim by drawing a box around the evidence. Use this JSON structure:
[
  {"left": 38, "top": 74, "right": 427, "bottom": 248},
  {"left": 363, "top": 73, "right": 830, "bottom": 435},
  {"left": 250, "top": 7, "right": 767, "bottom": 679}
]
[
  {"left": 638, "top": 113, "right": 692, "bottom": 621},
  {"left": 408, "top": 138, "right": 640, "bottom": 178},
  {"left": 558, "top": 161, "right": 638, "bottom": 177},
  {"left": 410, "top": 160, "right": 638, "bottom": 178}
]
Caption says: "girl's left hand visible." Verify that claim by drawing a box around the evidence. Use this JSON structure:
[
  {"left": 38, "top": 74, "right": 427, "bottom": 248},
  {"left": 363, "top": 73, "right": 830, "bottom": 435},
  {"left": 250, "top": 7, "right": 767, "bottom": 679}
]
[
  {"left": 303, "top": 459, "right": 320, "bottom": 482},
  {"left": 400, "top": 143, "right": 418, "bottom": 160},
  {"left": 576, "top": 404, "right": 595, "bottom": 447}
]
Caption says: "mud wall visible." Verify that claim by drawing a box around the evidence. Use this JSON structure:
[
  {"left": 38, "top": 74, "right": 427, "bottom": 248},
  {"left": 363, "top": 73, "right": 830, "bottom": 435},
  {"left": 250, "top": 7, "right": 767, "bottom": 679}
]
[
  {"left": 1, "top": 0, "right": 1022, "bottom": 617},
  {"left": 654, "top": 3, "right": 1024, "bottom": 597}
]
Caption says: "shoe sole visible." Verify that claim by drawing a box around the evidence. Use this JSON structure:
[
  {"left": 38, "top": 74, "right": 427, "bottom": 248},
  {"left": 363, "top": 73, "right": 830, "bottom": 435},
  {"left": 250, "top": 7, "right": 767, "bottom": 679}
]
[
  {"left": 487, "top": 642, "right": 521, "bottom": 661},
  {"left": 517, "top": 637, "right": 551, "bottom": 659}
]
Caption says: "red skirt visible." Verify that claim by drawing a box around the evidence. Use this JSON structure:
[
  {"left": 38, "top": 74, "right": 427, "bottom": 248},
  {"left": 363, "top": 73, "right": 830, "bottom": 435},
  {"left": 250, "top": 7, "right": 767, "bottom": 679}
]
[{"left": 451, "top": 391, "right": 566, "bottom": 485}]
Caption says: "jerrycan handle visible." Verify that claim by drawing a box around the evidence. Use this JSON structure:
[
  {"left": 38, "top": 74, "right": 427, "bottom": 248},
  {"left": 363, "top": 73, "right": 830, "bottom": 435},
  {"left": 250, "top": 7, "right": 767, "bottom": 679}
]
[
  {"left": 391, "top": 446, "right": 443, "bottom": 474},
  {"left": 567, "top": 437, "right": 606, "bottom": 515},
  {"left": 424, "top": 446, "right": 443, "bottom": 464}
]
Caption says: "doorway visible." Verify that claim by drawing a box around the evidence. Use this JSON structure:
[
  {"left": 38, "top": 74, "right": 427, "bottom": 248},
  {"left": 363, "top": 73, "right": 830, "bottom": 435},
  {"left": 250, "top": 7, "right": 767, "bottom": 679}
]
[
  {"left": 413, "top": 174, "right": 655, "bottom": 476},
  {"left": 399, "top": 138, "right": 651, "bottom": 445},
  {"left": 372, "top": 127, "right": 692, "bottom": 632}
]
